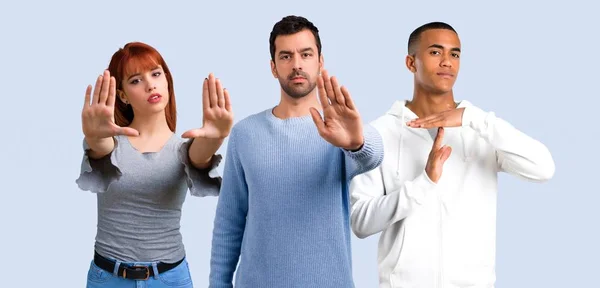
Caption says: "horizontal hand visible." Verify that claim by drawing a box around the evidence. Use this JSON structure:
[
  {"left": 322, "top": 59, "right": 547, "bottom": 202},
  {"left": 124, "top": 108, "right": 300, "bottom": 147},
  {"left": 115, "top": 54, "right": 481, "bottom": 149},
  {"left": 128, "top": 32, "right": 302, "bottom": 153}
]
[{"left": 406, "top": 107, "right": 465, "bottom": 129}]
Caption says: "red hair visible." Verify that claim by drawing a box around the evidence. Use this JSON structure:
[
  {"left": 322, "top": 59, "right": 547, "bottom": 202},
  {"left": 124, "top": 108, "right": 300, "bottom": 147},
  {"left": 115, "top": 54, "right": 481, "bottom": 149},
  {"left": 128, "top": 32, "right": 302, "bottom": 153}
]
[{"left": 107, "top": 42, "right": 177, "bottom": 132}]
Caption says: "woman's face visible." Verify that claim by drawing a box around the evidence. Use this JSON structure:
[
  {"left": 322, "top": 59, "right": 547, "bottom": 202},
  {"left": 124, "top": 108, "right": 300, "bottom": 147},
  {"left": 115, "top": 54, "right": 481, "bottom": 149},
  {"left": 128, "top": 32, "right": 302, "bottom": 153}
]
[{"left": 120, "top": 65, "right": 169, "bottom": 117}]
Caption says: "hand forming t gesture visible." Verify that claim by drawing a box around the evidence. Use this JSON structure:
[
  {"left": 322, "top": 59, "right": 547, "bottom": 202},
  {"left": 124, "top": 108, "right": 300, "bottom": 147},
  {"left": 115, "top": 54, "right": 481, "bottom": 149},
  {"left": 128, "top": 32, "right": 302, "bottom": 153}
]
[
  {"left": 309, "top": 69, "right": 364, "bottom": 151},
  {"left": 182, "top": 73, "right": 234, "bottom": 139},
  {"left": 406, "top": 107, "right": 465, "bottom": 129},
  {"left": 82, "top": 70, "right": 140, "bottom": 140},
  {"left": 425, "top": 127, "right": 452, "bottom": 183}
]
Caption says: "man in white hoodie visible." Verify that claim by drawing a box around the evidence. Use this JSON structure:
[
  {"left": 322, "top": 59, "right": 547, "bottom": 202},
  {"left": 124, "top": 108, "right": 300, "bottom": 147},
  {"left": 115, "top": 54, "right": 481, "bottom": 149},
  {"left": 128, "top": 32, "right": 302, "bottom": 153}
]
[{"left": 349, "top": 21, "right": 555, "bottom": 288}]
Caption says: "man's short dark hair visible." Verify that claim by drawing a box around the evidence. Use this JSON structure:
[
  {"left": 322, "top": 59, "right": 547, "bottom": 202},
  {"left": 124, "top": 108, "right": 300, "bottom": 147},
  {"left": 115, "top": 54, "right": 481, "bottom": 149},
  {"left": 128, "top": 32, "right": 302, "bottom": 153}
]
[
  {"left": 408, "top": 22, "right": 457, "bottom": 55},
  {"left": 269, "top": 15, "right": 322, "bottom": 62}
]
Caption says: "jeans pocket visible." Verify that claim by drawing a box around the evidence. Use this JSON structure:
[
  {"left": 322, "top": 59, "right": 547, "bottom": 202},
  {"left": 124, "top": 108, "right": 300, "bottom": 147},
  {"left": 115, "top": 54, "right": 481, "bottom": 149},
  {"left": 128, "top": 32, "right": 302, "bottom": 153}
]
[
  {"left": 158, "top": 259, "right": 193, "bottom": 287},
  {"left": 87, "top": 260, "right": 112, "bottom": 284}
]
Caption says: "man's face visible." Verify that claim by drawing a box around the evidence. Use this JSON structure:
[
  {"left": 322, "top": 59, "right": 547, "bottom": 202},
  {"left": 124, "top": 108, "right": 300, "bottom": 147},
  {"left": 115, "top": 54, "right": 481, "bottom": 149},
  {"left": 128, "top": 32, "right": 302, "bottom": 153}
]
[
  {"left": 407, "top": 29, "right": 461, "bottom": 94},
  {"left": 271, "top": 29, "right": 323, "bottom": 99}
]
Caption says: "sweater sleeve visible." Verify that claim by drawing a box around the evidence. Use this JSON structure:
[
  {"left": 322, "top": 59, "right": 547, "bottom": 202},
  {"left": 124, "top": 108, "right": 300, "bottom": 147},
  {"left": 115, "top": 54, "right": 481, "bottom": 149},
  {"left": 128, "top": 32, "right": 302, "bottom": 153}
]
[
  {"left": 342, "top": 124, "right": 385, "bottom": 180},
  {"left": 462, "top": 105, "right": 555, "bottom": 182},
  {"left": 209, "top": 130, "right": 248, "bottom": 288}
]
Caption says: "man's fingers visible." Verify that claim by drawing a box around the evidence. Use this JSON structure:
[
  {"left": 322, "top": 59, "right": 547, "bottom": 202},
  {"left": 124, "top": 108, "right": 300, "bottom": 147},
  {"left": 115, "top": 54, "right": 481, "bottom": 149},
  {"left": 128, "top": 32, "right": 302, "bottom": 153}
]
[
  {"left": 432, "top": 127, "right": 445, "bottom": 150},
  {"left": 430, "top": 145, "right": 452, "bottom": 168},
  {"left": 341, "top": 86, "right": 356, "bottom": 110},
  {"left": 322, "top": 70, "right": 336, "bottom": 105},
  {"left": 224, "top": 88, "right": 232, "bottom": 111},
  {"left": 408, "top": 115, "right": 433, "bottom": 125},
  {"left": 439, "top": 146, "right": 452, "bottom": 162},
  {"left": 420, "top": 122, "right": 441, "bottom": 129},
  {"left": 331, "top": 76, "right": 345, "bottom": 106},
  {"left": 309, "top": 107, "right": 326, "bottom": 134},
  {"left": 317, "top": 76, "right": 329, "bottom": 108},
  {"left": 408, "top": 116, "right": 444, "bottom": 128}
]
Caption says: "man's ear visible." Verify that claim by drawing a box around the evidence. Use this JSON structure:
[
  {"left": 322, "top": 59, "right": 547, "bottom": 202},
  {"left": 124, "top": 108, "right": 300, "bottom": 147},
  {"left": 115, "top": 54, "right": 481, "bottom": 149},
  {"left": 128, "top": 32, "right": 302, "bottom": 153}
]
[
  {"left": 406, "top": 54, "right": 416, "bottom": 73},
  {"left": 319, "top": 53, "right": 325, "bottom": 73},
  {"left": 270, "top": 60, "right": 278, "bottom": 78}
]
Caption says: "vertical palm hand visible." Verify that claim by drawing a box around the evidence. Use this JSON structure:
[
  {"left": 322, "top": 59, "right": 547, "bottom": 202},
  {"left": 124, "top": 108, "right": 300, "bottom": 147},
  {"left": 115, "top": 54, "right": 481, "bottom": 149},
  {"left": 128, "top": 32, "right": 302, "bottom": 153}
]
[
  {"left": 309, "top": 69, "right": 364, "bottom": 151},
  {"left": 182, "top": 73, "right": 234, "bottom": 139},
  {"left": 81, "top": 70, "right": 139, "bottom": 140}
]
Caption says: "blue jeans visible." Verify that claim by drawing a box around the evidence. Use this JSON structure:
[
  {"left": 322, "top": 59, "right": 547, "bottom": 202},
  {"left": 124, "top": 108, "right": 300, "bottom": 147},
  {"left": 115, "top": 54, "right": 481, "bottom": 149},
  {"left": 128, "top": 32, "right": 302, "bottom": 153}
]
[{"left": 86, "top": 256, "right": 194, "bottom": 288}]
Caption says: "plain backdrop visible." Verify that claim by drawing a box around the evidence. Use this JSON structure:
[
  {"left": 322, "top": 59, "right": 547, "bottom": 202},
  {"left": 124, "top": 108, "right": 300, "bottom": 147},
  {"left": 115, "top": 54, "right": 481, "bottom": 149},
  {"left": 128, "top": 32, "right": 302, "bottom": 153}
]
[{"left": 0, "top": 1, "right": 596, "bottom": 287}]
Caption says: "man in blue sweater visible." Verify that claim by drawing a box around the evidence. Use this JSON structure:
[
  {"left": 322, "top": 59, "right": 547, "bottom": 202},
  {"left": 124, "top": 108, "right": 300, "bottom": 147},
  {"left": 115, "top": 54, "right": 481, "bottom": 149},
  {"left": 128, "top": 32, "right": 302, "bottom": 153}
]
[{"left": 208, "top": 15, "right": 384, "bottom": 287}]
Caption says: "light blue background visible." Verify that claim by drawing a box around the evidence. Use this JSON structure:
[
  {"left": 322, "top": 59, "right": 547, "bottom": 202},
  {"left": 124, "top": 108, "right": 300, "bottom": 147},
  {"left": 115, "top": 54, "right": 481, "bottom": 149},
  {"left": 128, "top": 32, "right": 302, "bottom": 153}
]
[{"left": 0, "top": 1, "right": 595, "bottom": 287}]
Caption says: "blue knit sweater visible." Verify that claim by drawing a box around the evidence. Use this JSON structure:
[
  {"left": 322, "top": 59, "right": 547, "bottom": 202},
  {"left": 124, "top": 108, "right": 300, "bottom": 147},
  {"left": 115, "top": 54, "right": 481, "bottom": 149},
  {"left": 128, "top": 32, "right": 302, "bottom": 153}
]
[{"left": 209, "top": 108, "right": 384, "bottom": 288}]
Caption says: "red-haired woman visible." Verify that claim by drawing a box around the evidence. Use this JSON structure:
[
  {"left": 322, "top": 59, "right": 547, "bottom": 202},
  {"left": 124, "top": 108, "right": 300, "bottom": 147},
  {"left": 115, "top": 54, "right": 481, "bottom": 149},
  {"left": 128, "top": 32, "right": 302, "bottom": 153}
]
[{"left": 76, "top": 42, "right": 233, "bottom": 287}]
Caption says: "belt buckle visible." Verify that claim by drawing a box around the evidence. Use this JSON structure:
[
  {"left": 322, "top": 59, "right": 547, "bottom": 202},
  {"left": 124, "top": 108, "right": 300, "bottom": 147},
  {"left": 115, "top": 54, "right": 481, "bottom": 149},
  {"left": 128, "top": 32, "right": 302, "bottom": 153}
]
[{"left": 123, "top": 265, "right": 150, "bottom": 280}]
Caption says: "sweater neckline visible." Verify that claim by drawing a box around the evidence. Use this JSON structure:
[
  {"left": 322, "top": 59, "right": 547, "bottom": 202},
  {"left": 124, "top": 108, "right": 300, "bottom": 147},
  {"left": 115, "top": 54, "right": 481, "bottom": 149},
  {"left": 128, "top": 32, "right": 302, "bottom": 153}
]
[{"left": 264, "top": 106, "right": 317, "bottom": 126}]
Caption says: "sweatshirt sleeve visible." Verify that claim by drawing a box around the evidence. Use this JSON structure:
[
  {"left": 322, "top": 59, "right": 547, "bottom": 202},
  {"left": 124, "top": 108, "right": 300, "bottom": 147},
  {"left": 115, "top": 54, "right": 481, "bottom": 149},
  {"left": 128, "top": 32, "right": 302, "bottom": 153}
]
[
  {"left": 209, "top": 130, "right": 248, "bottom": 288},
  {"left": 350, "top": 166, "right": 437, "bottom": 239},
  {"left": 462, "top": 105, "right": 555, "bottom": 182},
  {"left": 342, "top": 124, "right": 385, "bottom": 180}
]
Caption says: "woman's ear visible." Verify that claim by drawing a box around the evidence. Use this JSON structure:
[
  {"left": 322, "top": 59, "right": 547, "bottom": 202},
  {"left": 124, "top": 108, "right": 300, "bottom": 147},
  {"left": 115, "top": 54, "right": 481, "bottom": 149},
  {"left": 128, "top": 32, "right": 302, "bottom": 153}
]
[{"left": 117, "top": 89, "right": 128, "bottom": 104}]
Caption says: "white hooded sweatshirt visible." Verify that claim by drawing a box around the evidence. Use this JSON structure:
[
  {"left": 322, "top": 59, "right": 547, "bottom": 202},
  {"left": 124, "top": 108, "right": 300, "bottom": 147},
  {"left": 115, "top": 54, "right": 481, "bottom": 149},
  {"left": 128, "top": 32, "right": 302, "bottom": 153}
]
[{"left": 350, "top": 100, "right": 555, "bottom": 288}]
